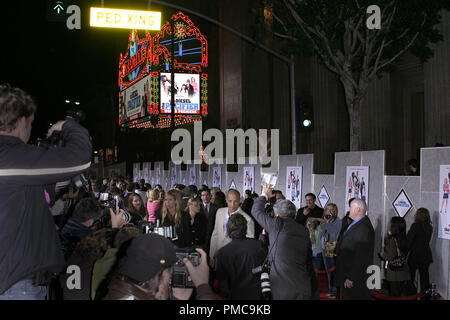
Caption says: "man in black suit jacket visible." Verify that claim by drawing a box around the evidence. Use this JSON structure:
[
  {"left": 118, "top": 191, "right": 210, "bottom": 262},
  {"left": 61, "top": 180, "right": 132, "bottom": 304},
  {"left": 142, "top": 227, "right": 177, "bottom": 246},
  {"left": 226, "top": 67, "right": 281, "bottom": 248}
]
[
  {"left": 216, "top": 213, "right": 267, "bottom": 299},
  {"left": 200, "top": 188, "right": 218, "bottom": 253},
  {"left": 336, "top": 199, "right": 374, "bottom": 300},
  {"left": 251, "top": 185, "right": 319, "bottom": 300},
  {"left": 295, "top": 193, "right": 324, "bottom": 226}
]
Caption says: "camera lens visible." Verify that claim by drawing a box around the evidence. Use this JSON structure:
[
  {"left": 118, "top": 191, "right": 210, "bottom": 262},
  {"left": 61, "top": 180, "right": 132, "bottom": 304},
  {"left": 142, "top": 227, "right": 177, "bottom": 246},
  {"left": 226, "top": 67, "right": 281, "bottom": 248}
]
[{"left": 325, "top": 214, "right": 332, "bottom": 219}]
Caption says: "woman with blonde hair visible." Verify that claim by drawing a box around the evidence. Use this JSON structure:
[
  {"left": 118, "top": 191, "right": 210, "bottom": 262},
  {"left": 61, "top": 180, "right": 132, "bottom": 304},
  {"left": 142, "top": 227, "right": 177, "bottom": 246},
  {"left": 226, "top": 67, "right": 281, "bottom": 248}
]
[
  {"left": 146, "top": 188, "right": 162, "bottom": 223},
  {"left": 161, "top": 189, "right": 191, "bottom": 248}
]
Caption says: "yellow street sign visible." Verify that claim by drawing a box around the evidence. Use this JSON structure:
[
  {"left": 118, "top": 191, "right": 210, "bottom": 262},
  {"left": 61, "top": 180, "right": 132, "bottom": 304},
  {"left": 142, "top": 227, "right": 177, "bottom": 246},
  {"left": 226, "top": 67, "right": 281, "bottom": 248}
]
[{"left": 90, "top": 7, "right": 161, "bottom": 30}]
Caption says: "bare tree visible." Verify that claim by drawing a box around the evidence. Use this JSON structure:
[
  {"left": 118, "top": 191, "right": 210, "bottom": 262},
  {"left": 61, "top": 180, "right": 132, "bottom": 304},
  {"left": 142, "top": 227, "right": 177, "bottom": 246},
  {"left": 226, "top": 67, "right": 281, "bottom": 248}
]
[{"left": 260, "top": 0, "right": 449, "bottom": 150}]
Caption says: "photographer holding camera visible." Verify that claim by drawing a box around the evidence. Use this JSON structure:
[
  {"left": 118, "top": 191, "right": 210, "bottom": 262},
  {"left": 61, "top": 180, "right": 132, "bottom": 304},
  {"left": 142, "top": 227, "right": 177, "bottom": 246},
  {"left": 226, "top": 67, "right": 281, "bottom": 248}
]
[
  {"left": 0, "top": 85, "right": 92, "bottom": 300},
  {"left": 251, "top": 184, "right": 319, "bottom": 300},
  {"left": 103, "top": 233, "right": 219, "bottom": 300}
]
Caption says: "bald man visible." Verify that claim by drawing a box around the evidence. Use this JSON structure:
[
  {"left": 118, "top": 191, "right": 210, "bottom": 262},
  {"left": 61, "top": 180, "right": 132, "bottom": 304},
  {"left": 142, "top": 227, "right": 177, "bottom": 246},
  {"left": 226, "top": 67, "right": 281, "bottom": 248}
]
[
  {"left": 335, "top": 199, "right": 374, "bottom": 300},
  {"left": 209, "top": 190, "right": 255, "bottom": 265}
]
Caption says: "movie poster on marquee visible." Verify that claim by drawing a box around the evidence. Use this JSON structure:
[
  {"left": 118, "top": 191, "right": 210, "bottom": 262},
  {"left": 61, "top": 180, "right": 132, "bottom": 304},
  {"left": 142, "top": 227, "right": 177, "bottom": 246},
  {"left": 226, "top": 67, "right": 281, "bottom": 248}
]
[
  {"left": 212, "top": 167, "right": 222, "bottom": 189},
  {"left": 120, "top": 75, "right": 150, "bottom": 123},
  {"left": 438, "top": 165, "right": 450, "bottom": 240},
  {"left": 171, "top": 166, "right": 178, "bottom": 187},
  {"left": 160, "top": 73, "right": 200, "bottom": 115},
  {"left": 345, "top": 166, "right": 369, "bottom": 213},
  {"left": 189, "top": 167, "right": 197, "bottom": 186},
  {"left": 243, "top": 167, "right": 255, "bottom": 192},
  {"left": 285, "top": 166, "right": 302, "bottom": 209}
]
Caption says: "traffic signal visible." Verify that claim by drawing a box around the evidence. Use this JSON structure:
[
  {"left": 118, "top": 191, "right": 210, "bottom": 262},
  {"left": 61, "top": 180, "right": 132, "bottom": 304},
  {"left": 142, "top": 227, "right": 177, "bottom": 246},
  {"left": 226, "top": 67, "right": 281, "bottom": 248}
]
[{"left": 296, "top": 95, "right": 314, "bottom": 132}]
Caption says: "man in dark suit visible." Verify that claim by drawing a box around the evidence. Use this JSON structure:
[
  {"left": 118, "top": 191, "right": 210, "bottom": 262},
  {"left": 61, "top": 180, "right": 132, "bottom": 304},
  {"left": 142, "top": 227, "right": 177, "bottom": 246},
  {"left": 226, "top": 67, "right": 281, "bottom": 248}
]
[
  {"left": 295, "top": 193, "right": 324, "bottom": 226},
  {"left": 336, "top": 199, "right": 374, "bottom": 300},
  {"left": 200, "top": 188, "right": 218, "bottom": 253},
  {"left": 216, "top": 213, "right": 267, "bottom": 299},
  {"left": 251, "top": 185, "right": 319, "bottom": 300}
]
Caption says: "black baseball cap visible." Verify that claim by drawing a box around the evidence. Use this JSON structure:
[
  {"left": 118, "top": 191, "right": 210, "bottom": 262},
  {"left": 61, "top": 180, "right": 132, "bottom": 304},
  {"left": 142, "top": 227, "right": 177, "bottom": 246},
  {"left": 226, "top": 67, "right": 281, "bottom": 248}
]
[{"left": 118, "top": 233, "right": 177, "bottom": 283}]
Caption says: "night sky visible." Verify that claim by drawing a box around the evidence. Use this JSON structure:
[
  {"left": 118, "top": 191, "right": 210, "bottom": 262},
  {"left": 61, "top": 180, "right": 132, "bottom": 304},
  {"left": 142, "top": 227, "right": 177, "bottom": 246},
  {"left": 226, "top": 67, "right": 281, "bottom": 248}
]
[{"left": 2, "top": 0, "right": 185, "bottom": 143}]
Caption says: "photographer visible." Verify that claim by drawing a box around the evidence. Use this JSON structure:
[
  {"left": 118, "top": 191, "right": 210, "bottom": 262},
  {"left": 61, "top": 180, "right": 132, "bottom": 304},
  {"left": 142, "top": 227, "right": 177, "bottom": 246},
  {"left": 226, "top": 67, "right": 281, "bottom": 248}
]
[
  {"left": 0, "top": 85, "right": 92, "bottom": 300},
  {"left": 60, "top": 197, "right": 127, "bottom": 259},
  {"left": 250, "top": 184, "right": 319, "bottom": 300},
  {"left": 103, "top": 233, "right": 219, "bottom": 300}
]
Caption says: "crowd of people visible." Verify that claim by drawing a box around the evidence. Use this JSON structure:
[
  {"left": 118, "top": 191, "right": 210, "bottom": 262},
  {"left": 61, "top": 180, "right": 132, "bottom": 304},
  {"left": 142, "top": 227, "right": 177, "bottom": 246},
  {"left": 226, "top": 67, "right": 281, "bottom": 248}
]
[
  {"left": 31, "top": 174, "right": 435, "bottom": 300},
  {"left": 0, "top": 84, "right": 436, "bottom": 300}
]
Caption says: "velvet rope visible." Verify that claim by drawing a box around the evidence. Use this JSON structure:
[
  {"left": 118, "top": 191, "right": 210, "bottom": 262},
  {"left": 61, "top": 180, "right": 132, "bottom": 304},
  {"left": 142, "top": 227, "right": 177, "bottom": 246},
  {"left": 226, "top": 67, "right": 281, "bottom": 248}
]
[
  {"left": 371, "top": 290, "right": 425, "bottom": 300},
  {"left": 314, "top": 266, "right": 337, "bottom": 274}
]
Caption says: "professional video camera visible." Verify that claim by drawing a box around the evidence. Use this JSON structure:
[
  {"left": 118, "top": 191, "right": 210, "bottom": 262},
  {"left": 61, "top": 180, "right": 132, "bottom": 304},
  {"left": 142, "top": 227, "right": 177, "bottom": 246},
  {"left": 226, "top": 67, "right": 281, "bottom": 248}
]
[
  {"left": 94, "top": 193, "right": 131, "bottom": 229},
  {"left": 36, "top": 108, "right": 89, "bottom": 190},
  {"left": 140, "top": 220, "right": 178, "bottom": 241},
  {"left": 252, "top": 261, "right": 272, "bottom": 300},
  {"left": 171, "top": 247, "right": 200, "bottom": 288}
]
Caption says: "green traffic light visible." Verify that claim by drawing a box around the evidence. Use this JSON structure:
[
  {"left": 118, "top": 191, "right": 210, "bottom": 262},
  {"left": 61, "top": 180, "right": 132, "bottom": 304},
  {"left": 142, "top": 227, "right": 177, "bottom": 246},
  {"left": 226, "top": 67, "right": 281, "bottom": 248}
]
[{"left": 303, "top": 119, "right": 312, "bottom": 127}]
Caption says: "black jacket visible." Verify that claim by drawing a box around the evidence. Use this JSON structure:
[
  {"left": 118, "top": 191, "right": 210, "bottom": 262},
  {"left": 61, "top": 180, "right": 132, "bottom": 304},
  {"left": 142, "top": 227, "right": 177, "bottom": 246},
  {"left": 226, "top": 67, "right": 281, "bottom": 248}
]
[
  {"left": 190, "top": 211, "right": 207, "bottom": 247},
  {"left": 295, "top": 205, "right": 324, "bottom": 226},
  {"left": 407, "top": 222, "right": 433, "bottom": 265},
  {"left": 335, "top": 216, "right": 375, "bottom": 299},
  {"left": 161, "top": 211, "right": 192, "bottom": 248},
  {"left": 216, "top": 238, "right": 267, "bottom": 300},
  {"left": 251, "top": 196, "right": 318, "bottom": 300},
  {"left": 0, "top": 119, "right": 92, "bottom": 294}
]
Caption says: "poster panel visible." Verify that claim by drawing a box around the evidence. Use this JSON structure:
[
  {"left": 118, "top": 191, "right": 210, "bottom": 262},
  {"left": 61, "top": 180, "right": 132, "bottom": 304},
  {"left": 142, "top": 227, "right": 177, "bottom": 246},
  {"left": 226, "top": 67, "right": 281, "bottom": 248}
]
[
  {"left": 133, "top": 163, "right": 140, "bottom": 183},
  {"left": 345, "top": 166, "right": 369, "bottom": 213},
  {"left": 285, "top": 166, "right": 303, "bottom": 209},
  {"left": 243, "top": 167, "right": 255, "bottom": 193},
  {"left": 189, "top": 166, "right": 197, "bottom": 186},
  {"left": 212, "top": 167, "right": 222, "bottom": 189},
  {"left": 438, "top": 165, "right": 450, "bottom": 239},
  {"left": 171, "top": 166, "right": 178, "bottom": 187}
]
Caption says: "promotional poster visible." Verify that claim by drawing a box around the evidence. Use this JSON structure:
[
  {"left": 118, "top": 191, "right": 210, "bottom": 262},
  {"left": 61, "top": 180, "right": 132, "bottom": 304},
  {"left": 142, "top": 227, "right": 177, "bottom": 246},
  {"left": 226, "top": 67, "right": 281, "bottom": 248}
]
[
  {"left": 286, "top": 166, "right": 302, "bottom": 209},
  {"left": 160, "top": 73, "right": 200, "bottom": 114},
  {"left": 243, "top": 167, "right": 255, "bottom": 193},
  {"left": 345, "top": 166, "right": 369, "bottom": 213},
  {"left": 155, "top": 166, "right": 161, "bottom": 185},
  {"left": 171, "top": 166, "right": 178, "bottom": 186},
  {"left": 189, "top": 166, "right": 197, "bottom": 186},
  {"left": 212, "top": 167, "right": 221, "bottom": 189},
  {"left": 133, "top": 163, "right": 140, "bottom": 183},
  {"left": 120, "top": 74, "right": 150, "bottom": 123},
  {"left": 438, "top": 164, "right": 450, "bottom": 240},
  {"left": 143, "top": 162, "right": 150, "bottom": 183}
]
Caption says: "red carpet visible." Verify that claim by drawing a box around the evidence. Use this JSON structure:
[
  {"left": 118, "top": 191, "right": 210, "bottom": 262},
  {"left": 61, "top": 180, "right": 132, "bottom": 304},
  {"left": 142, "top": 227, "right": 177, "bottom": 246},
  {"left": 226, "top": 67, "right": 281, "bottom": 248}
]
[{"left": 316, "top": 272, "right": 337, "bottom": 300}]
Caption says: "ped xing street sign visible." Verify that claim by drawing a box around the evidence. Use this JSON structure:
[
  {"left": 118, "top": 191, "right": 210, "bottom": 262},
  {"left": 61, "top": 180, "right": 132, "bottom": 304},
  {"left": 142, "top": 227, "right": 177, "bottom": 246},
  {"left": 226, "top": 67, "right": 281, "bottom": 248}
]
[{"left": 90, "top": 7, "right": 161, "bottom": 30}]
